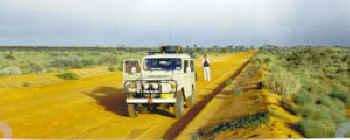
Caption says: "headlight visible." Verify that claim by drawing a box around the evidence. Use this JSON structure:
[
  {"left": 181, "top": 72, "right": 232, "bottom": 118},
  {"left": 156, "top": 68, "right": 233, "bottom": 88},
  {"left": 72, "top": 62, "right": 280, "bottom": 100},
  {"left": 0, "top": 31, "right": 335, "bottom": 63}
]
[
  {"left": 129, "top": 83, "right": 136, "bottom": 89},
  {"left": 171, "top": 83, "right": 177, "bottom": 89},
  {"left": 152, "top": 83, "right": 159, "bottom": 89}
]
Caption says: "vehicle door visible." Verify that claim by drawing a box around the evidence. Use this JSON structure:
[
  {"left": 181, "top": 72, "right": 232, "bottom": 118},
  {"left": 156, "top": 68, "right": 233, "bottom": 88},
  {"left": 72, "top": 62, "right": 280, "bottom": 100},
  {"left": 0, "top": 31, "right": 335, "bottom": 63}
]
[
  {"left": 123, "top": 59, "right": 142, "bottom": 81},
  {"left": 183, "top": 59, "right": 195, "bottom": 97}
]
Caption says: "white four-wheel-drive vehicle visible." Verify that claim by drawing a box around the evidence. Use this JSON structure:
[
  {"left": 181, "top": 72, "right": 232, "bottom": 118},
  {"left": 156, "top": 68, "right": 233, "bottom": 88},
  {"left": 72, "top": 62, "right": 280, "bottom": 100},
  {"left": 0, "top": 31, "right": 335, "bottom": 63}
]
[{"left": 123, "top": 46, "right": 196, "bottom": 118}]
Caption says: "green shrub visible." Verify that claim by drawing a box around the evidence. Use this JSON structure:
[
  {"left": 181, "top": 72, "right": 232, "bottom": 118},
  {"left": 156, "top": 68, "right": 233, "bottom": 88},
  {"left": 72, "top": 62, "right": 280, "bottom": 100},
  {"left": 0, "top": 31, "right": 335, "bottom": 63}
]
[
  {"left": 108, "top": 65, "right": 119, "bottom": 72},
  {"left": 0, "top": 66, "right": 22, "bottom": 75},
  {"left": 329, "top": 92, "right": 350, "bottom": 108},
  {"left": 191, "top": 53, "right": 198, "bottom": 58},
  {"left": 225, "top": 79, "right": 233, "bottom": 86},
  {"left": 296, "top": 103, "right": 333, "bottom": 120},
  {"left": 298, "top": 118, "right": 336, "bottom": 138},
  {"left": 50, "top": 55, "right": 82, "bottom": 68},
  {"left": 263, "top": 58, "right": 271, "bottom": 64},
  {"left": 199, "top": 112, "right": 269, "bottom": 137},
  {"left": 246, "top": 71, "right": 255, "bottom": 77},
  {"left": 294, "top": 92, "right": 347, "bottom": 138},
  {"left": 264, "top": 68, "right": 301, "bottom": 96},
  {"left": 98, "top": 55, "right": 119, "bottom": 65},
  {"left": 233, "top": 88, "right": 243, "bottom": 95},
  {"left": 300, "top": 80, "right": 332, "bottom": 94},
  {"left": 281, "top": 97, "right": 298, "bottom": 114},
  {"left": 81, "top": 58, "right": 97, "bottom": 67},
  {"left": 22, "top": 81, "right": 33, "bottom": 87},
  {"left": 28, "top": 61, "right": 45, "bottom": 73},
  {"left": 57, "top": 72, "right": 80, "bottom": 80},
  {"left": 5, "top": 52, "right": 16, "bottom": 60},
  {"left": 118, "top": 62, "right": 123, "bottom": 71}
]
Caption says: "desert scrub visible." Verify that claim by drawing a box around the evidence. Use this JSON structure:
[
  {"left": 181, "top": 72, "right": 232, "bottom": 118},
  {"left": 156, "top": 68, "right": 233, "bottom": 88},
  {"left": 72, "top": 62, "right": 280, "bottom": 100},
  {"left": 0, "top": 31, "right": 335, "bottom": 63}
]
[
  {"left": 108, "top": 65, "right": 119, "bottom": 72},
  {"left": 98, "top": 55, "right": 119, "bottom": 65},
  {"left": 5, "top": 52, "right": 16, "bottom": 60},
  {"left": 50, "top": 55, "right": 83, "bottom": 69},
  {"left": 225, "top": 79, "right": 233, "bottom": 86},
  {"left": 328, "top": 85, "right": 350, "bottom": 108},
  {"left": 298, "top": 118, "right": 336, "bottom": 138},
  {"left": 293, "top": 92, "right": 347, "bottom": 137},
  {"left": 263, "top": 68, "right": 301, "bottom": 96},
  {"left": 22, "top": 81, "right": 33, "bottom": 87},
  {"left": 246, "top": 71, "right": 255, "bottom": 77},
  {"left": 198, "top": 112, "right": 269, "bottom": 137},
  {"left": 233, "top": 88, "right": 243, "bottom": 95},
  {"left": 57, "top": 72, "right": 80, "bottom": 80},
  {"left": 0, "top": 66, "right": 22, "bottom": 75},
  {"left": 280, "top": 97, "right": 298, "bottom": 115}
]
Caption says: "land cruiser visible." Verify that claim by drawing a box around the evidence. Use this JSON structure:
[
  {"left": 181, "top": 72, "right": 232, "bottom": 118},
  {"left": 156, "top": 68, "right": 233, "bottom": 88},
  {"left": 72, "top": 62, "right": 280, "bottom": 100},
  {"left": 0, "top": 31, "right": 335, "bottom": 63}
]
[{"left": 123, "top": 46, "right": 196, "bottom": 118}]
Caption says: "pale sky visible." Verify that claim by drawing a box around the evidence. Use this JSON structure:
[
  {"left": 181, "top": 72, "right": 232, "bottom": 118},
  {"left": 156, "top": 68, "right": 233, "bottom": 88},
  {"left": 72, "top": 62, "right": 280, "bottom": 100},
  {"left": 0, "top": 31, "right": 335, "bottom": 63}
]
[{"left": 0, "top": 0, "right": 349, "bottom": 46}]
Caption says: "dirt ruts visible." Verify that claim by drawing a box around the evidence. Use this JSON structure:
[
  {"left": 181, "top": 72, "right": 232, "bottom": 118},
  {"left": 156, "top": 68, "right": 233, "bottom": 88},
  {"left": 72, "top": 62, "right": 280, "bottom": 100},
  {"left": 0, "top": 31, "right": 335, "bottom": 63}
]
[{"left": 163, "top": 51, "right": 259, "bottom": 140}]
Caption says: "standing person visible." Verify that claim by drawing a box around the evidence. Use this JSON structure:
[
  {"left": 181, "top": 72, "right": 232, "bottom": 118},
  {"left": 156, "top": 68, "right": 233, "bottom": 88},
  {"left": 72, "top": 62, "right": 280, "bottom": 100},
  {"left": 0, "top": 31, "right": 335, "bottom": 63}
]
[{"left": 203, "top": 54, "right": 211, "bottom": 81}]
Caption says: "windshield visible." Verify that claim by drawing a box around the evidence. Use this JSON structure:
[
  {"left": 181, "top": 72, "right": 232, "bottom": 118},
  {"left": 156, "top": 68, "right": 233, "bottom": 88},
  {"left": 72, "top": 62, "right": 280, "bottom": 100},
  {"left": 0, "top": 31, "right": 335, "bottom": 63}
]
[{"left": 144, "top": 58, "right": 181, "bottom": 71}]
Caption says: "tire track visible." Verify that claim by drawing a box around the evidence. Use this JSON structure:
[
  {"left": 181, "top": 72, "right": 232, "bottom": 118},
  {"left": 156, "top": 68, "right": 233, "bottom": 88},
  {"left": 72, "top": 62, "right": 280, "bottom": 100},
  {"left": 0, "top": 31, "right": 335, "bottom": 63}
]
[{"left": 163, "top": 51, "right": 258, "bottom": 140}]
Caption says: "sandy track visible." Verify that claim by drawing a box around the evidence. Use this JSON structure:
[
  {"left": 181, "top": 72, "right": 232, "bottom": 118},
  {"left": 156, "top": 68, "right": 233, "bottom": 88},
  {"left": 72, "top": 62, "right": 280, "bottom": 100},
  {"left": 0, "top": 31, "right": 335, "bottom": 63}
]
[{"left": 0, "top": 52, "right": 256, "bottom": 139}]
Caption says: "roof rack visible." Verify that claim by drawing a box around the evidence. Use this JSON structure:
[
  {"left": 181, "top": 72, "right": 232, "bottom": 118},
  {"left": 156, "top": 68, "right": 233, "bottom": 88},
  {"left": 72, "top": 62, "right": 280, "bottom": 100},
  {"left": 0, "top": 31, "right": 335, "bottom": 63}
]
[{"left": 146, "top": 46, "right": 184, "bottom": 55}]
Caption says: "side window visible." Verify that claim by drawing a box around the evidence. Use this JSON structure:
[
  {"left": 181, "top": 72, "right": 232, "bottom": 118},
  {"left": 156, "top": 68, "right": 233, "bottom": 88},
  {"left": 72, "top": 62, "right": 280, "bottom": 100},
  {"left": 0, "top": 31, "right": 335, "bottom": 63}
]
[
  {"left": 190, "top": 60, "right": 194, "bottom": 72},
  {"left": 184, "top": 60, "right": 189, "bottom": 73},
  {"left": 124, "top": 60, "right": 141, "bottom": 74}
]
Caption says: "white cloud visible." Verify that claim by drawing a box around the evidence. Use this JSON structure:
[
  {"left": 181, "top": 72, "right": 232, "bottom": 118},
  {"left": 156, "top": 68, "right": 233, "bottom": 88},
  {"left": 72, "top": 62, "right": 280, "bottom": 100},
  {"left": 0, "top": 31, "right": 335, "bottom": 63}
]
[{"left": 0, "top": 0, "right": 349, "bottom": 46}]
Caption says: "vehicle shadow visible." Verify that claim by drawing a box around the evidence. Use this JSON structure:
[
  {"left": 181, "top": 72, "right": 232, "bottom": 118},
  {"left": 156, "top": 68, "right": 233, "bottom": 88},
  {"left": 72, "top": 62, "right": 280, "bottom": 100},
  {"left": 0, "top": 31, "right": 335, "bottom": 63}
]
[
  {"left": 84, "top": 87, "right": 129, "bottom": 116},
  {"left": 85, "top": 86, "right": 175, "bottom": 118}
]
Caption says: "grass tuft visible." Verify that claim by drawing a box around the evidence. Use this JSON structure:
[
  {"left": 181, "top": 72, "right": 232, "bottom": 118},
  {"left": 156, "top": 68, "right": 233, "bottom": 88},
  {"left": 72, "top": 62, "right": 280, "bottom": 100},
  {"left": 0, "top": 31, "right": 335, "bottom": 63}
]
[
  {"left": 198, "top": 112, "right": 269, "bottom": 137},
  {"left": 233, "top": 88, "right": 243, "bottom": 95},
  {"left": 57, "top": 72, "right": 80, "bottom": 80}
]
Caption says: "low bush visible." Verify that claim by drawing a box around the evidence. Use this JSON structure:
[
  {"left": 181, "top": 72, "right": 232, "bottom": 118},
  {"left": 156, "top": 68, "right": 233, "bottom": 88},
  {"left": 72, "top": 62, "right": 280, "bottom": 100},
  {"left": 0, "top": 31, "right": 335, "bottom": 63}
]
[
  {"left": 81, "top": 58, "right": 97, "bottom": 67},
  {"left": 108, "top": 65, "right": 119, "bottom": 72},
  {"left": 57, "top": 72, "right": 80, "bottom": 80},
  {"left": 298, "top": 118, "right": 336, "bottom": 138},
  {"left": 233, "top": 88, "right": 243, "bottom": 95},
  {"left": 294, "top": 92, "right": 347, "bottom": 137},
  {"left": 0, "top": 66, "right": 22, "bottom": 75},
  {"left": 28, "top": 61, "right": 45, "bottom": 73},
  {"left": 246, "top": 71, "right": 255, "bottom": 77},
  {"left": 198, "top": 112, "right": 269, "bottom": 137},
  {"left": 191, "top": 53, "right": 199, "bottom": 58},
  {"left": 50, "top": 55, "right": 82, "bottom": 69},
  {"left": 98, "top": 55, "right": 119, "bottom": 65},
  {"left": 280, "top": 97, "right": 298, "bottom": 115},
  {"left": 5, "top": 52, "right": 16, "bottom": 60},
  {"left": 225, "top": 79, "right": 233, "bottom": 86},
  {"left": 22, "top": 81, "right": 33, "bottom": 87},
  {"left": 263, "top": 69, "right": 301, "bottom": 96},
  {"left": 328, "top": 92, "right": 350, "bottom": 108}
]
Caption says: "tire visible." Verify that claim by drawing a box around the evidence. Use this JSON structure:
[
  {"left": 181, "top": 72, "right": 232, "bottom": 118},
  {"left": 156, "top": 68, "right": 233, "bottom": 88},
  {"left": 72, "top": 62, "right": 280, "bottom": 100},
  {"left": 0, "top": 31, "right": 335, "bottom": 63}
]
[
  {"left": 128, "top": 104, "right": 137, "bottom": 117},
  {"left": 189, "top": 94, "right": 195, "bottom": 108},
  {"left": 175, "top": 92, "right": 184, "bottom": 118},
  {"left": 187, "top": 88, "right": 195, "bottom": 108}
]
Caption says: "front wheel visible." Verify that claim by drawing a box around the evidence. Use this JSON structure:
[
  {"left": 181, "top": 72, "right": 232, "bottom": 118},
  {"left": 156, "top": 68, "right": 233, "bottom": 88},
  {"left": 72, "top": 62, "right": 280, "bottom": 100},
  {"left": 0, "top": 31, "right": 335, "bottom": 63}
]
[
  {"left": 188, "top": 87, "right": 195, "bottom": 108},
  {"left": 175, "top": 92, "right": 184, "bottom": 118},
  {"left": 128, "top": 104, "right": 137, "bottom": 117},
  {"left": 188, "top": 94, "right": 195, "bottom": 108}
]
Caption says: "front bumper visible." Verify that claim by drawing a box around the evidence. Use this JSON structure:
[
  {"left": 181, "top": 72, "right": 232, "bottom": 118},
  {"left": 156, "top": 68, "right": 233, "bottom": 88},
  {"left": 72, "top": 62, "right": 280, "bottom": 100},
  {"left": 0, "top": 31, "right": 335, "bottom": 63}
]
[
  {"left": 124, "top": 80, "right": 178, "bottom": 95},
  {"left": 126, "top": 98, "right": 176, "bottom": 103}
]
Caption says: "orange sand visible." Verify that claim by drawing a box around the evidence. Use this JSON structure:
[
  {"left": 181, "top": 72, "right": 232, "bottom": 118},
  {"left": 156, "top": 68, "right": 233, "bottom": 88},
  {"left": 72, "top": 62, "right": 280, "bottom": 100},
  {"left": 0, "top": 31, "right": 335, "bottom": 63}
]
[
  {"left": 0, "top": 51, "right": 256, "bottom": 138},
  {"left": 176, "top": 61, "right": 303, "bottom": 140}
]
